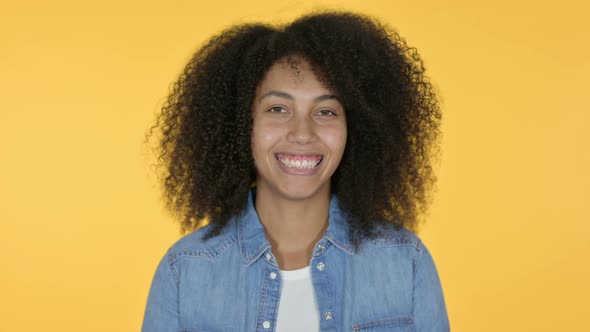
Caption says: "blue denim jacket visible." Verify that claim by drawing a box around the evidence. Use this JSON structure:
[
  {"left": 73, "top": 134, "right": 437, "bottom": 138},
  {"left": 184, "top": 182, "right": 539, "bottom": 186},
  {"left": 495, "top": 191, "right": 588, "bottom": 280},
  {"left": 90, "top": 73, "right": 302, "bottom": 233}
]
[{"left": 142, "top": 189, "right": 450, "bottom": 331}]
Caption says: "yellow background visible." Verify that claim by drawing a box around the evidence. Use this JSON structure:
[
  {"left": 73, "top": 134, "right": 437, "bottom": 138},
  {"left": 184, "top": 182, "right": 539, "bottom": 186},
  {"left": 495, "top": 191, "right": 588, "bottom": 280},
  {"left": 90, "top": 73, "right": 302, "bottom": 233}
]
[{"left": 1, "top": 0, "right": 588, "bottom": 331}]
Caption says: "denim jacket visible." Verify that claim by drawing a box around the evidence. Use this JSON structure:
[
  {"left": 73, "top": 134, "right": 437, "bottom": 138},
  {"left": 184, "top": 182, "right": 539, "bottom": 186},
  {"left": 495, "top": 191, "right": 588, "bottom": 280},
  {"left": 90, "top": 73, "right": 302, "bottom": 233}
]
[{"left": 142, "top": 189, "right": 450, "bottom": 332}]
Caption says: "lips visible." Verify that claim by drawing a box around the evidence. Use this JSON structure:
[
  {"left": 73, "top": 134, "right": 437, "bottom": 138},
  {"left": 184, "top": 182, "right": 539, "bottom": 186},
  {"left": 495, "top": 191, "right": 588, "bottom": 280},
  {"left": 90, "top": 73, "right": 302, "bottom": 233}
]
[{"left": 275, "top": 153, "right": 323, "bottom": 169}]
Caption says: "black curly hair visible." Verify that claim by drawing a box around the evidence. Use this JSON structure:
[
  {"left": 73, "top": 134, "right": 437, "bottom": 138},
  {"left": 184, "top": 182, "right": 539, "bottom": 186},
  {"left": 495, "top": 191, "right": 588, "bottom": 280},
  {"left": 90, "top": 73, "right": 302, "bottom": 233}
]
[{"left": 144, "top": 10, "right": 442, "bottom": 250}]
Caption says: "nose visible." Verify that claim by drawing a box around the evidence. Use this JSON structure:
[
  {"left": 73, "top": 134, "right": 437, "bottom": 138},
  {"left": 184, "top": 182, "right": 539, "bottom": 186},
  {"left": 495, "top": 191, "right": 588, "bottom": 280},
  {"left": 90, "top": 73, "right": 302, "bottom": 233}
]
[{"left": 286, "top": 114, "right": 316, "bottom": 144}]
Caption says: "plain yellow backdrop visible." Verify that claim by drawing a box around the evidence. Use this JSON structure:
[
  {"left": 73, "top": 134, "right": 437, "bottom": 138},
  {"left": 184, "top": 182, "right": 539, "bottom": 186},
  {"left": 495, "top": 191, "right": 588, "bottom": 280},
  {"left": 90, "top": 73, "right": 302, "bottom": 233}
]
[{"left": 1, "top": 0, "right": 589, "bottom": 331}]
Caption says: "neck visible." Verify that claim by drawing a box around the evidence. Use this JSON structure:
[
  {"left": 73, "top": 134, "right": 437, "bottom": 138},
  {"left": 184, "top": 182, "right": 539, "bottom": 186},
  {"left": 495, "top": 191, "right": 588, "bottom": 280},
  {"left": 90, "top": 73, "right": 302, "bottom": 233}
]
[{"left": 254, "top": 185, "right": 331, "bottom": 264}]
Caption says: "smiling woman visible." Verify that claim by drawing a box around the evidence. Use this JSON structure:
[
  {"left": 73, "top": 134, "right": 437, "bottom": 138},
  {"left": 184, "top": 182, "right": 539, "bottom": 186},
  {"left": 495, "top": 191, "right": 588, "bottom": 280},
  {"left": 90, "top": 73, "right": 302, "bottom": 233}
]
[
  {"left": 251, "top": 56, "right": 347, "bottom": 204},
  {"left": 142, "top": 10, "right": 448, "bottom": 332}
]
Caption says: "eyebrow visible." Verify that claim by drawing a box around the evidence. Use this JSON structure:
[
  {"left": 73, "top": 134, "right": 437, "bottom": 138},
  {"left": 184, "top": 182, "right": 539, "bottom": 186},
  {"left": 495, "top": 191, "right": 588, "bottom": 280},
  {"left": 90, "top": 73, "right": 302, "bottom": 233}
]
[{"left": 257, "top": 90, "right": 340, "bottom": 103}]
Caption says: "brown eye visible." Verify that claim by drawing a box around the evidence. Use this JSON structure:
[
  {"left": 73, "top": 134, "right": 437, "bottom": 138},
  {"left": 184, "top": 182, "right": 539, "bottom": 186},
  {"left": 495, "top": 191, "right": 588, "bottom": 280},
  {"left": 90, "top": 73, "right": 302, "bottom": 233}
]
[
  {"left": 316, "top": 109, "right": 336, "bottom": 116},
  {"left": 268, "top": 106, "right": 287, "bottom": 113}
]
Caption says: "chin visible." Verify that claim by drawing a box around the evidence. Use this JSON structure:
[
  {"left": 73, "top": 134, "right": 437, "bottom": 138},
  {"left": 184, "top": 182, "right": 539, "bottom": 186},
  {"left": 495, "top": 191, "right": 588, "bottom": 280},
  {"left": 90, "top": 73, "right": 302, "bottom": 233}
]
[{"left": 275, "top": 182, "right": 330, "bottom": 202}]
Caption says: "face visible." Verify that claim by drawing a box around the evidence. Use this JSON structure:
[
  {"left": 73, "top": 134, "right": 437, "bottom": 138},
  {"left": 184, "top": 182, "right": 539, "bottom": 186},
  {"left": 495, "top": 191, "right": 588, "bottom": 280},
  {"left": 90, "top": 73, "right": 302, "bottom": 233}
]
[{"left": 251, "top": 56, "right": 347, "bottom": 201}]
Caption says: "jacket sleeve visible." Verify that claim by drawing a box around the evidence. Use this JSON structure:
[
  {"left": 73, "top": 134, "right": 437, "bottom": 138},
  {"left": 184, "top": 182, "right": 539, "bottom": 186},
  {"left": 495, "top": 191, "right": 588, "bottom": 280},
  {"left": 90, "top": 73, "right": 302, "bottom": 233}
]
[
  {"left": 413, "top": 240, "right": 450, "bottom": 331},
  {"left": 141, "top": 252, "right": 180, "bottom": 332}
]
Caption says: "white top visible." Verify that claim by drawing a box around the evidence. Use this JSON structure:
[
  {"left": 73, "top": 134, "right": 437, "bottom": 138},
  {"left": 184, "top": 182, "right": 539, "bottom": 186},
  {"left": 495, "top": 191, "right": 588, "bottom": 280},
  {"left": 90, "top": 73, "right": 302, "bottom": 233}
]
[{"left": 274, "top": 265, "right": 320, "bottom": 332}]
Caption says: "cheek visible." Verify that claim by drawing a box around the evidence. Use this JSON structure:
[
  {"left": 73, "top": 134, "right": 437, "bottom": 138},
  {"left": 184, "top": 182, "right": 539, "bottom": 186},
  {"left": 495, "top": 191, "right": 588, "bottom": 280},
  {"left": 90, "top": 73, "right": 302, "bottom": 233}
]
[
  {"left": 322, "top": 126, "right": 347, "bottom": 156},
  {"left": 251, "top": 123, "right": 282, "bottom": 158}
]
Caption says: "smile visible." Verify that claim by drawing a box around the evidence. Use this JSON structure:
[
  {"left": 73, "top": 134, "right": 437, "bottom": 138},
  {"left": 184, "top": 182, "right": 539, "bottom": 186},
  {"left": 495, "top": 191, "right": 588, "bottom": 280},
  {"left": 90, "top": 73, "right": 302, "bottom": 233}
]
[{"left": 274, "top": 153, "right": 323, "bottom": 169}]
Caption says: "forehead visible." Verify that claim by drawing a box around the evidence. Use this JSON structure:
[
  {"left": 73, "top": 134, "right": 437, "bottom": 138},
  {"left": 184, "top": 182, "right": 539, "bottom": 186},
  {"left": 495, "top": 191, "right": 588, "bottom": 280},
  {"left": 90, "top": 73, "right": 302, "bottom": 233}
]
[{"left": 255, "top": 56, "right": 332, "bottom": 96}]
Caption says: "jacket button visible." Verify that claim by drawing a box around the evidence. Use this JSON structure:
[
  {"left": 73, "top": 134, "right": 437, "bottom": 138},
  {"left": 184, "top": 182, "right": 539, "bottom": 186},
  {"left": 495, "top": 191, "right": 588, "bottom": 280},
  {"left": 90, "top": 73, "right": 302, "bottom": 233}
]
[
  {"left": 324, "top": 311, "right": 333, "bottom": 320},
  {"left": 270, "top": 272, "right": 277, "bottom": 280},
  {"left": 316, "top": 262, "right": 325, "bottom": 271},
  {"left": 262, "top": 320, "right": 271, "bottom": 329},
  {"left": 265, "top": 253, "right": 272, "bottom": 261}
]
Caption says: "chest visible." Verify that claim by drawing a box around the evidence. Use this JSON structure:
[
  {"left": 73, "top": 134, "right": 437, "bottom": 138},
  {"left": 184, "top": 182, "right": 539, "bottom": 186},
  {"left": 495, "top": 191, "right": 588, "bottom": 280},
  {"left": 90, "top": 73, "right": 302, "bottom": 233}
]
[{"left": 175, "top": 247, "right": 416, "bottom": 332}]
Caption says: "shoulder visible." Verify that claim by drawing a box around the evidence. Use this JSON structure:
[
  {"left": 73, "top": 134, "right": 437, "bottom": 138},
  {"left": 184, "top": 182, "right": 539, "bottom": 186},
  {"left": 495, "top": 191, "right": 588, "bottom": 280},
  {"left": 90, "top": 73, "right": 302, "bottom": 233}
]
[
  {"left": 162, "top": 219, "right": 239, "bottom": 264},
  {"left": 361, "top": 220, "right": 427, "bottom": 255},
  {"left": 351, "top": 221, "right": 440, "bottom": 281}
]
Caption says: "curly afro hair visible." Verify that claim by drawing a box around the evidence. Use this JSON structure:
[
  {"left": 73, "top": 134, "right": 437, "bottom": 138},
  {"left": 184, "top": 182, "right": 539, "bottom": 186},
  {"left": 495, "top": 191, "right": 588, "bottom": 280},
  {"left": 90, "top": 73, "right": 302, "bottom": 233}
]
[{"left": 145, "top": 10, "right": 442, "bottom": 250}]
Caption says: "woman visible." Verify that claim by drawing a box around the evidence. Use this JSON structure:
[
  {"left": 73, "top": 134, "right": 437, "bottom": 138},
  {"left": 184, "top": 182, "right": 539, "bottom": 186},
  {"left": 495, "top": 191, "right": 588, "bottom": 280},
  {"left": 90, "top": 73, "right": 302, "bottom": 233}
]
[{"left": 142, "top": 10, "right": 449, "bottom": 332}]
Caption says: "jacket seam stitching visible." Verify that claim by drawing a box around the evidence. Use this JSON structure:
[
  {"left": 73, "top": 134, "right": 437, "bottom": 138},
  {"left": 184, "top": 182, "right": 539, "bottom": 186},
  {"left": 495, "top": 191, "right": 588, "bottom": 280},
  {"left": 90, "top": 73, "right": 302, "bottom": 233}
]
[
  {"left": 165, "top": 252, "right": 181, "bottom": 322},
  {"left": 168, "top": 236, "right": 238, "bottom": 264},
  {"left": 412, "top": 239, "right": 424, "bottom": 318}
]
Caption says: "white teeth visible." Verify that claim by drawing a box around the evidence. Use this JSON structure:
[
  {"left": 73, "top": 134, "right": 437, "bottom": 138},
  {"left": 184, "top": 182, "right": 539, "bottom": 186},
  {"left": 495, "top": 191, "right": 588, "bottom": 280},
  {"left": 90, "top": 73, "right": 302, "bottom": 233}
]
[{"left": 278, "top": 158, "right": 321, "bottom": 169}]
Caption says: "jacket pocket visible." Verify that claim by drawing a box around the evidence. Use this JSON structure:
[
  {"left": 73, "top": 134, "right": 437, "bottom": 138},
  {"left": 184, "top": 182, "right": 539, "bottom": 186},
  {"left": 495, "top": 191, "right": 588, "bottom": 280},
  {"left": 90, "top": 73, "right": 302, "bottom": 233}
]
[
  {"left": 352, "top": 314, "right": 414, "bottom": 332},
  {"left": 179, "top": 329, "right": 224, "bottom": 332}
]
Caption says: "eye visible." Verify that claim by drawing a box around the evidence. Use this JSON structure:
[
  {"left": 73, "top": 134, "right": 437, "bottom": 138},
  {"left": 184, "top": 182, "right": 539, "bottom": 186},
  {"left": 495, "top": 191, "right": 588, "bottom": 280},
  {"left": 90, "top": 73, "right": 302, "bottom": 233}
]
[
  {"left": 268, "top": 106, "right": 287, "bottom": 113},
  {"left": 316, "top": 109, "right": 337, "bottom": 116}
]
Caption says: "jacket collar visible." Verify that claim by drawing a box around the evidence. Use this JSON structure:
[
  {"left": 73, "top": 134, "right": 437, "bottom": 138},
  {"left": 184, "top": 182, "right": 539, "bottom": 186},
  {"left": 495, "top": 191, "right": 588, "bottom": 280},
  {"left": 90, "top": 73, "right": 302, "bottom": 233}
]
[{"left": 237, "top": 188, "right": 355, "bottom": 267}]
